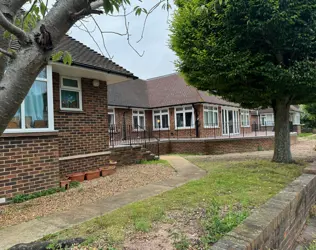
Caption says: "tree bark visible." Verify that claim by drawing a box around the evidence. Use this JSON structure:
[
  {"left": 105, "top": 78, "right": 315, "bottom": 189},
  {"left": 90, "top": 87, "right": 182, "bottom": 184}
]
[
  {"left": 0, "top": 0, "right": 95, "bottom": 135},
  {"left": 272, "top": 98, "right": 293, "bottom": 163}
]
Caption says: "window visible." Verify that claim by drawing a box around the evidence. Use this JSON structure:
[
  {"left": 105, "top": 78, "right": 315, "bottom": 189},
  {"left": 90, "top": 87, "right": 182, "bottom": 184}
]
[
  {"left": 293, "top": 113, "right": 300, "bottom": 125},
  {"left": 203, "top": 105, "right": 218, "bottom": 128},
  {"left": 108, "top": 108, "right": 115, "bottom": 130},
  {"left": 175, "top": 106, "right": 194, "bottom": 129},
  {"left": 260, "top": 114, "right": 274, "bottom": 126},
  {"left": 60, "top": 76, "right": 82, "bottom": 111},
  {"left": 5, "top": 66, "right": 54, "bottom": 132},
  {"left": 241, "top": 110, "right": 250, "bottom": 127},
  {"left": 153, "top": 109, "right": 169, "bottom": 130},
  {"left": 133, "top": 110, "right": 145, "bottom": 130}
]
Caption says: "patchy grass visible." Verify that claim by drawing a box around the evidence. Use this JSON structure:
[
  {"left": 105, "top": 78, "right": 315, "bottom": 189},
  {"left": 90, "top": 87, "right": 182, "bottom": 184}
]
[
  {"left": 44, "top": 160, "right": 305, "bottom": 248},
  {"left": 139, "top": 159, "right": 169, "bottom": 165},
  {"left": 299, "top": 133, "right": 314, "bottom": 137},
  {"left": 299, "top": 133, "right": 316, "bottom": 140},
  {"left": 306, "top": 240, "right": 316, "bottom": 250}
]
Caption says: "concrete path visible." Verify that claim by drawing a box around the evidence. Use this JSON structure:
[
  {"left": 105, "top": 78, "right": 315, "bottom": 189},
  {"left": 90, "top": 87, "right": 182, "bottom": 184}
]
[{"left": 0, "top": 156, "right": 206, "bottom": 250}]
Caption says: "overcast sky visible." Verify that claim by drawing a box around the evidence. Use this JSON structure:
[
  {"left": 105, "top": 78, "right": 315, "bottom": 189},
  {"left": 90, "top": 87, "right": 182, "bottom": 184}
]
[{"left": 67, "top": 1, "right": 177, "bottom": 79}]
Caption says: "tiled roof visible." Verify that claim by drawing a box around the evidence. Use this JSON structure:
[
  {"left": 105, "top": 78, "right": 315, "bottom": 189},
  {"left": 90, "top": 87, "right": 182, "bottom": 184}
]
[
  {"left": 108, "top": 79, "right": 149, "bottom": 108},
  {"left": 108, "top": 73, "right": 240, "bottom": 108},
  {"left": 54, "top": 36, "right": 135, "bottom": 78},
  {"left": 147, "top": 73, "right": 239, "bottom": 108},
  {"left": 10, "top": 35, "right": 136, "bottom": 78}
]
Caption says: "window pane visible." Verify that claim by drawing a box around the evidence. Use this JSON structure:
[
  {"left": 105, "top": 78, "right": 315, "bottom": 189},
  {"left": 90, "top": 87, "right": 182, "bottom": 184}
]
[
  {"left": 63, "top": 78, "right": 78, "bottom": 88},
  {"left": 204, "top": 111, "right": 209, "bottom": 126},
  {"left": 154, "top": 115, "right": 160, "bottom": 128},
  {"left": 133, "top": 116, "right": 138, "bottom": 128},
  {"left": 162, "top": 114, "right": 168, "bottom": 128},
  {"left": 133, "top": 110, "right": 138, "bottom": 114},
  {"left": 7, "top": 108, "right": 21, "bottom": 129},
  {"left": 61, "top": 90, "right": 80, "bottom": 109},
  {"left": 185, "top": 112, "right": 193, "bottom": 127},
  {"left": 108, "top": 109, "right": 114, "bottom": 113},
  {"left": 139, "top": 116, "right": 145, "bottom": 129},
  {"left": 38, "top": 68, "right": 47, "bottom": 79},
  {"left": 108, "top": 114, "right": 114, "bottom": 126},
  {"left": 214, "top": 112, "right": 218, "bottom": 126},
  {"left": 139, "top": 110, "right": 144, "bottom": 114},
  {"left": 25, "top": 80, "right": 48, "bottom": 128},
  {"left": 154, "top": 110, "right": 160, "bottom": 114},
  {"left": 176, "top": 113, "right": 184, "bottom": 128},
  {"left": 162, "top": 109, "right": 168, "bottom": 113},
  {"left": 185, "top": 106, "right": 192, "bottom": 110},
  {"left": 176, "top": 107, "right": 183, "bottom": 111}
]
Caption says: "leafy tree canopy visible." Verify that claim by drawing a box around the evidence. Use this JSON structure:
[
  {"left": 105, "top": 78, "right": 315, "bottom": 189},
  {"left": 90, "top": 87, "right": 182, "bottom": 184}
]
[{"left": 170, "top": 0, "right": 316, "bottom": 109}]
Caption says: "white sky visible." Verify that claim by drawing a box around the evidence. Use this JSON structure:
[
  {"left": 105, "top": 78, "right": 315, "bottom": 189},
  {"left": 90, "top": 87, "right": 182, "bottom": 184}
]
[{"left": 44, "top": 0, "right": 177, "bottom": 79}]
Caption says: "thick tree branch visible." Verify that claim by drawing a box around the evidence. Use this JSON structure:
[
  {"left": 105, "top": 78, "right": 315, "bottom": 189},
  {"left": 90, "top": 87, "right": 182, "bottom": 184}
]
[
  {"left": 0, "top": 11, "right": 30, "bottom": 44},
  {"left": 0, "top": 47, "right": 14, "bottom": 58}
]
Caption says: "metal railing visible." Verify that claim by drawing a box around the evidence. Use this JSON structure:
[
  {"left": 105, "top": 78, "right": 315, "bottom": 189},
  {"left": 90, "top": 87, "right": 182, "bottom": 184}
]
[{"left": 109, "top": 121, "right": 297, "bottom": 148}]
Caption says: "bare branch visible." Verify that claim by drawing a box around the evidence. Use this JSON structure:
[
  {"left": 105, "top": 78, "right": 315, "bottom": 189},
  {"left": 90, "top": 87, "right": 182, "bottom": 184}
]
[
  {"left": 137, "top": 0, "right": 164, "bottom": 43},
  {"left": 0, "top": 47, "right": 14, "bottom": 58},
  {"left": 0, "top": 11, "right": 30, "bottom": 44},
  {"left": 90, "top": 16, "right": 113, "bottom": 58},
  {"left": 91, "top": 0, "right": 104, "bottom": 10},
  {"left": 78, "top": 19, "right": 113, "bottom": 59},
  {"left": 122, "top": 6, "right": 144, "bottom": 57}
]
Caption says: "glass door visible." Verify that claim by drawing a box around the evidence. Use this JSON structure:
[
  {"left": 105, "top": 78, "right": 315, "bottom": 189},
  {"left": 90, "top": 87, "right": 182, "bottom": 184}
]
[{"left": 222, "top": 109, "right": 240, "bottom": 135}]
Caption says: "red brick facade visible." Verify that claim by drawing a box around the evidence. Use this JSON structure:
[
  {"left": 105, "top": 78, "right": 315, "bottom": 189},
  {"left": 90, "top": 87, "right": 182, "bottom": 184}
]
[{"left": 0, "top": 135, "right": 59, "bottom": 198}]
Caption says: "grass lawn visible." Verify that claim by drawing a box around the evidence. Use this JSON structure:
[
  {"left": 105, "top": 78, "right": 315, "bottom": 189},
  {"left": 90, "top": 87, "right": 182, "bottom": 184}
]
[
  {"left": 44, "top": 159, "right": 305, "bottom": 249},
  {"left": 298, "top": 133, "right": 316, "bottom": 139}
]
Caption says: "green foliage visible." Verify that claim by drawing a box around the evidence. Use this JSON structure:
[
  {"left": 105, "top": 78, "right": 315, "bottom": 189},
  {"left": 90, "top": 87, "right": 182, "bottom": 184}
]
[
  {"left": 171, "top": 232, "right": 190, "bottom": 250},
  {"left": 170, "top": 0, "right": 316, "bottom": 108},
  {"left": 302, "top": 104, "right": 316, "bottom": 128},
  {"left": 306, "top": 241, "right": 316, "bottom": 250},
  {"left": 51, "top": 51, "right": 72, "bottom": 65},
  {"left": 200, "top": 200, "right": 249, "bottom": 245},
  {"left": 103, "top": 0, "right": 131, "bottom": 14},
  {"left": 134, "top": 218, "right": 151, "bottom": 232},
  {"left": 12, "top": 181, "right": 80, "bottom": 203}
]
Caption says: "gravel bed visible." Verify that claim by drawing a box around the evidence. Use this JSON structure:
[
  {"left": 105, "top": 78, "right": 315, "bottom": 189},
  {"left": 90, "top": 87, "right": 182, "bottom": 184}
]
[{"left": 0, "top": 163, "right": 176, "bottom": 228}]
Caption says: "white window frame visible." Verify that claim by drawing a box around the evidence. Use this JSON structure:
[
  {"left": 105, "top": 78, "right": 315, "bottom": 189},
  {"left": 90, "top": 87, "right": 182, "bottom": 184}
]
[
  {"left": 260, "top": 113, "right": 274, "bottom": 126},
  {"left": 203, "top": 105, "right": 219, "bottom": 128},
  {"left": 293, "top": 112, "right": 300, "bottom": 125},
  {"left": 132, "top": 109, "right": 146, "bottom": 131},
  {"left": 60, "top": 76, "right": 82, "bottom": 111},
  {"left": 108, "top": 107, "right": 115, "bottom": 130},
  {"left": 175, "top": 105, "right": 195, "bottom": 129},
  {"left": 240, "top": 110, "right": 250, "bottom": 127},
  {"left": 152, "top": 108, "right": 170, "bottom": 131},
  {"left": 4, "top": 65, "right": 55, "bottom": 133}
]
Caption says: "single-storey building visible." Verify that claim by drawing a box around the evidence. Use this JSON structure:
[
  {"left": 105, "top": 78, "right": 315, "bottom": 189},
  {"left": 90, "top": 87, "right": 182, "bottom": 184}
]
[{"left": 108, "top": 73, "right": 302, "bottom": 145}]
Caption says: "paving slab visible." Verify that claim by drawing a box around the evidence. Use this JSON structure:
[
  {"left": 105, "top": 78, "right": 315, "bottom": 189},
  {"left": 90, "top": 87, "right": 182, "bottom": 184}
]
[{"left": 0, "top": 156, "right": 206, "bottom": 250}]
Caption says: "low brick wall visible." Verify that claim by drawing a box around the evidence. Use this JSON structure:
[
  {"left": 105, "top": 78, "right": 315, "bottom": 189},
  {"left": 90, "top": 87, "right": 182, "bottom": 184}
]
[
  {"left": 0, "top": 134, "right": 59, "bottom": 199},
  {"left": 145, "top": 134, "right": 297, "bottom": 155},
  {"left": 59, "top": 145, "right": 150, "bottom": 178},
  {"left": 212, "top": 164, "right": 316, "bottom": 250}
]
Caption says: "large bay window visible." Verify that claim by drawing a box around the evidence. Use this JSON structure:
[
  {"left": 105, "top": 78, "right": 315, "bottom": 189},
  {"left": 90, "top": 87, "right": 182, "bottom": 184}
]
[
  {"left": 175, "top": 106, "right": 194, "bottom": 129},
  {"left": 203, "top": 105, "right": 218, "bottom": 128},
  {"left": 60, "top": 76, "right": 82, "bottom": 111},
  {"left": 133, "top": 110, "right": 145, "bottom": 130},
  {"left": 153, "top": 109, "right": 169, "bottom": 130},
  {"left": 6, "top": 66, "right": 54, "bottom": 132},
  {"left": 260, "top": 114, "right": 274, "bottom": 126},
  {"left": 241, "top": 110, "right": 250, "bottom": 127}
]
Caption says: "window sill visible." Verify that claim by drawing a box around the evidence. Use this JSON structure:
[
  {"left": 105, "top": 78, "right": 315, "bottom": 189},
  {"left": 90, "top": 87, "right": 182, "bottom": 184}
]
[
  {"left": 204, "top": 126, "right": 220, "bottom": 129},
  {"left": 1, "top": 131, "right": 59, "bottom": 138},
  {"left": 241, "top": 126, "right": 250, "bottom": 128},
  {"left": 175, "top": 127, "right": 195, "bottom": 130},
  {"left": 153, "top": 129, "right": 170, "bottom": 131},
  {"left": 58, "top": 109, "right": 86, "bottom": 114}
]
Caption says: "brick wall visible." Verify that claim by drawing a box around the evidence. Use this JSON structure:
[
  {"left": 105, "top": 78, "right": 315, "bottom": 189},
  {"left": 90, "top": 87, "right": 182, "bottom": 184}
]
[
  {"left": 0, "top": 134, "right": 59, "bottom": 198},
  {"left": 143, "top": 134, "right": 297, "bottom": 155},
  {"left": 53, "top": 73, "right": 108, "bottom": 158},
  {"left": 212, "top": 165, "right": 316, "bottom": 250}
]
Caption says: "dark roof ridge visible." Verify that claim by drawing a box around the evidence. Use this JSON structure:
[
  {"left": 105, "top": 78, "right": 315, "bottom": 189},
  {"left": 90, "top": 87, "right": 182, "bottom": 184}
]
[{"left": 147, "top": 72, "right": 178, "bottom": 81}]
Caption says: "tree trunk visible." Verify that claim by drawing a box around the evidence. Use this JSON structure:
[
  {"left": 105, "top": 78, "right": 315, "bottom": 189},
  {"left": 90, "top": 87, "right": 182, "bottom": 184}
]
[{"left": 272, "top": 98, "right": 293, "bottom": 163}]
